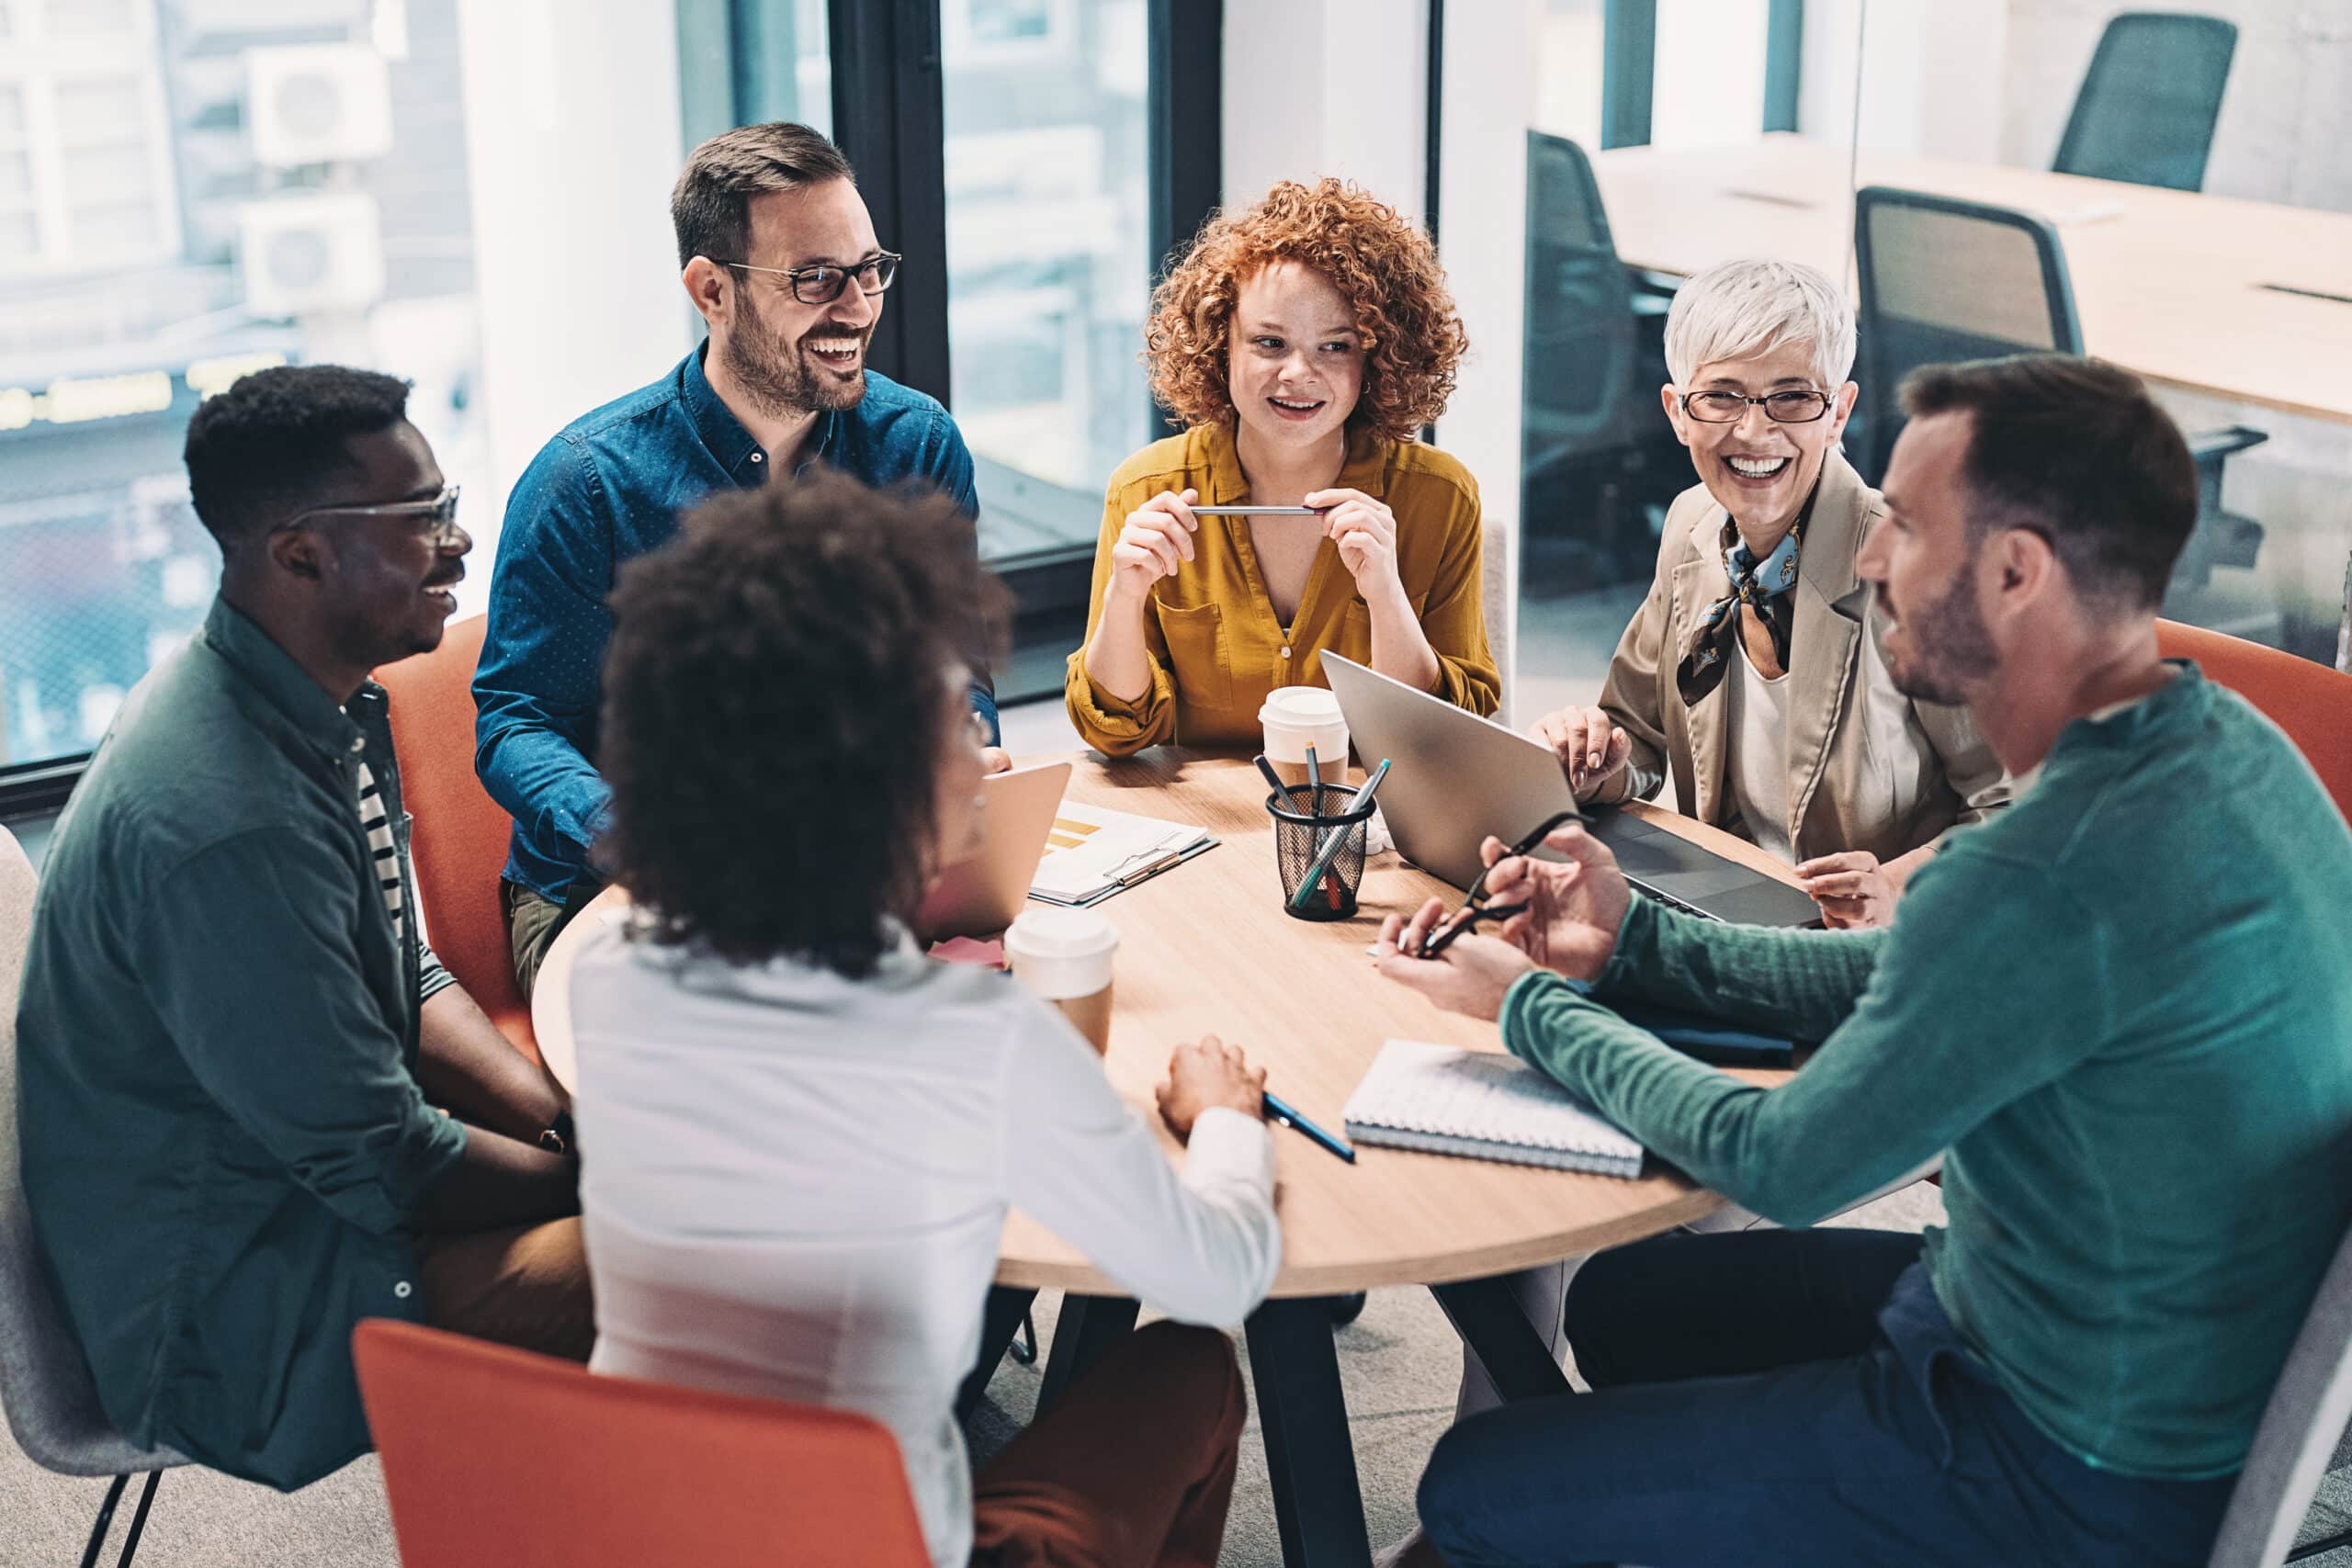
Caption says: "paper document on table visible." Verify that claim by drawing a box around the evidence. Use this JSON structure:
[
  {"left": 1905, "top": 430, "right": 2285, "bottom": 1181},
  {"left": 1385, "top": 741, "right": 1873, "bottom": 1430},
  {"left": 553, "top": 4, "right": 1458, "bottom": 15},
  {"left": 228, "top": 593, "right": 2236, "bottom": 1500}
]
[
  {"left": 1028, "top": 803, "right": 1216, "bottom": 907},
  {"left": 1342, "top": 1040, "right": 1645, "bottom": 1179}
]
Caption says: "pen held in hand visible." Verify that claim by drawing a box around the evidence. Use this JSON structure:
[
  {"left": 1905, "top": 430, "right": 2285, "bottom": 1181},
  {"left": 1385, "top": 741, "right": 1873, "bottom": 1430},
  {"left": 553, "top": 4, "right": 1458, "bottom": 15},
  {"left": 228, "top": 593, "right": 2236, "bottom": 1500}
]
[{"left": 1188, "top": 504, "right": 1324, "bottom": 516}]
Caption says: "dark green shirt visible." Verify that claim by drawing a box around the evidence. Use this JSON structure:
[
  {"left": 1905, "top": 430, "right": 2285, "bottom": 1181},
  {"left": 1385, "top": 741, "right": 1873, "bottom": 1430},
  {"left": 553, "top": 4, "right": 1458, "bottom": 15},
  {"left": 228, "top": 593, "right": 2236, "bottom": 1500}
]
[
  {"left": 1502, "top": 663, "right": 2352, "bottom": 1479},
  {"left": 17, "top": 598, "right": 466, "bottom": 1490}
]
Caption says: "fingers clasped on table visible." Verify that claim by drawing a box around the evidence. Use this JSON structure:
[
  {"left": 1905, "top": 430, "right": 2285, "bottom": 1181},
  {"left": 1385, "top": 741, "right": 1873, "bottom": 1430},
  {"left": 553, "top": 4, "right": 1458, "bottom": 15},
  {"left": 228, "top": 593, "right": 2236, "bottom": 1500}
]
[
  {"left": 1795, "top": 850, "right": 1896, "bottom": 930},
  {"left": 1156, "top": 1032, "right": 1269, "bottom": 1143}
]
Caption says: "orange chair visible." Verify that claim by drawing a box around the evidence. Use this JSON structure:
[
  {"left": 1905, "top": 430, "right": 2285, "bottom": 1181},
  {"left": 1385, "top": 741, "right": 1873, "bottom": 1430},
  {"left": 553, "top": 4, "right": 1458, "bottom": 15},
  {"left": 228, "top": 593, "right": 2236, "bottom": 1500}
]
[
  {"left": 353, "top": 1319, "right": 931, "bottom": 1568},
  {"left": 2157, "top": 619, "right": 2352, "bottom": 826},
  {"left": 376, "top": 615, "right": 538, "bottom": 1062}
]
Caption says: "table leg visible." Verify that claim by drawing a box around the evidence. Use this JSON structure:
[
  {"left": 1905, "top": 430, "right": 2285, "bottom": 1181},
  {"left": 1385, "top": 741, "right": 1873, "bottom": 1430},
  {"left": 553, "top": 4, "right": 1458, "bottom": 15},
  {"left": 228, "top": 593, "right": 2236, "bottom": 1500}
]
[
  {"left": 1246, "top": 1295, "right": 1372, "bottom": 1568},
  {"left": 1035, "top": 1293, "right": 1139, "bottom": 1414},
  {"left": 1429, "top": 1276, "right": 1574, "bottom": 1403},
  {"left": 957, "top": 1284, "right": 1041, "bottom": 1421}
]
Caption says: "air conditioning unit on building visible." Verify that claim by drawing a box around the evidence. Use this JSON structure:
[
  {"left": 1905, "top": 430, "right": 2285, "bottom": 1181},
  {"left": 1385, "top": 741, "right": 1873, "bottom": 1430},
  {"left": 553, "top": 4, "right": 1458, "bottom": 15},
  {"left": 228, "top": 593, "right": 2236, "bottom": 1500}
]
[
  {"left": 245, "top": 44, "right": 394, "bottom": 169},
  {"left": 238, "top": 192, "right": 386, "bottom": 318}
]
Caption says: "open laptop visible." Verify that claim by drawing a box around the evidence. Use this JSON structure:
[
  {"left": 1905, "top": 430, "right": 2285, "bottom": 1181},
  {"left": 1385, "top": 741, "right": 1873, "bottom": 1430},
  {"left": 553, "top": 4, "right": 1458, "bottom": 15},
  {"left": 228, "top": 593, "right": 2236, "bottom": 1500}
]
[
  {"left": 914, "top": 760, "right": 1073, "bottom": 942},
  {"left": 1320, "top": 654, "right": 1821, "bottom": 927}
]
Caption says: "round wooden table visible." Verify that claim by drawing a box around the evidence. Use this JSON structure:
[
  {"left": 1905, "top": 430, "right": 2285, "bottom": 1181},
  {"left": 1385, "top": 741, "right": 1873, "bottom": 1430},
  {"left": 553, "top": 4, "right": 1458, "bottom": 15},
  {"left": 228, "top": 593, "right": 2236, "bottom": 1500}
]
[{"left": 532, "top": 749, "right": 1799, "bottom": 1568}]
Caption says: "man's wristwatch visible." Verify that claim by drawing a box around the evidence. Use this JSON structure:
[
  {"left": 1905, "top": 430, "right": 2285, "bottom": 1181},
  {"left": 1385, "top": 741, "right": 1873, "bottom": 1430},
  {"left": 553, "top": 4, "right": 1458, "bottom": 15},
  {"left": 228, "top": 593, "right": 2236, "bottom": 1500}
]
[{"left": 537, "top": 1108, "right": 576, "bottom": 1156}]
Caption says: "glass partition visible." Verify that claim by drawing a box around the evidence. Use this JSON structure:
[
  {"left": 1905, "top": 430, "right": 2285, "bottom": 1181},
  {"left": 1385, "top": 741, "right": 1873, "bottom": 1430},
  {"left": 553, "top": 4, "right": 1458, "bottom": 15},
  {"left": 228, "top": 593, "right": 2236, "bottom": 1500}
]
[{"left": 1505, "top": 0, "right": 2350, "bottom": 800}]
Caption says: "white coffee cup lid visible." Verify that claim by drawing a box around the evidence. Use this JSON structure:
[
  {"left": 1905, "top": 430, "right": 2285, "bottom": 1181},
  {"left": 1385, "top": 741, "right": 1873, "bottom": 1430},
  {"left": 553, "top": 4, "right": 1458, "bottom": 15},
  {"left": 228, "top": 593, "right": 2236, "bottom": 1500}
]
[
  {"left": 1004, "top": 906, "right": 1119, "bottom": 959},
  {"left": 1259, "top": 686, "right": 1343, "bottom": 728}
]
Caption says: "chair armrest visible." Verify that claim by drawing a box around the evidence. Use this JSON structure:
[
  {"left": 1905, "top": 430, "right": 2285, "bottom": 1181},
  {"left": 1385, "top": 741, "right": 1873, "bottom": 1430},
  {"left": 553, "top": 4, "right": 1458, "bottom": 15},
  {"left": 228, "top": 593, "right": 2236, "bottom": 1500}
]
[{"left": 2188, "top": 424, "right": 2268, "bottom": 463}]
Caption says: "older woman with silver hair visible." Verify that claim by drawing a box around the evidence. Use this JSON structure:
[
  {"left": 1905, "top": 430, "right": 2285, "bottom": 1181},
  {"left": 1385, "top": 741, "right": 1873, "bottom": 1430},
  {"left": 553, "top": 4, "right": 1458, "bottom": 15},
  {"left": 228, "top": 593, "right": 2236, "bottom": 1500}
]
[{"left": 1527, "top": 257, "right": 2008, "bottom": 927}]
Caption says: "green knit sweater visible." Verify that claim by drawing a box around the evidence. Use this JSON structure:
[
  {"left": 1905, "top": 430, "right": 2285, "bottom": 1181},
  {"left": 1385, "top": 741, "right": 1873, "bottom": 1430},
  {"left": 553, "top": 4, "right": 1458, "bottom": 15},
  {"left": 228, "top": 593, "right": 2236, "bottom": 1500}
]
[{"left": 1501, "top": 664, "right": 2352, "bottom": 1478}]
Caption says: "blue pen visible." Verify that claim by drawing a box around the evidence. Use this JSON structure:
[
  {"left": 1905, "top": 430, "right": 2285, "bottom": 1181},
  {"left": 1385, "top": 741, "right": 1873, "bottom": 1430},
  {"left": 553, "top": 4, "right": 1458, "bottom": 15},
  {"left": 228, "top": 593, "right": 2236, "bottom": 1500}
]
[{"left": 1263, "top": 1089, "right": 1356, "bottom": 1163}]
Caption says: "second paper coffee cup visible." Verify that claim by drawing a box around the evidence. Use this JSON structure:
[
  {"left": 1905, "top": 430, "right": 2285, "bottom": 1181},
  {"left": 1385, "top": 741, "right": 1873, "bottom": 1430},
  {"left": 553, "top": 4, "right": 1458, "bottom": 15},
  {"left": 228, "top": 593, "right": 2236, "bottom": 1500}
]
[
  {"left": 1259, "top": 686, "right": 1350, "bottom": 790},
  {"left": 1003, "top": 907, "right": 1119, "bottom": 1055}
]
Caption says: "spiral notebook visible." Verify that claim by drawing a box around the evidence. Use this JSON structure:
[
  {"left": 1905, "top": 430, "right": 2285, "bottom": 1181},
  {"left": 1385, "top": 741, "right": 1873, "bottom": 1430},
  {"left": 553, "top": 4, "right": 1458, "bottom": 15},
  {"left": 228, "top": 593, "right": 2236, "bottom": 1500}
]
[{"left": 1341, "top": 1040, "right": 1645, "bottom": 1179}]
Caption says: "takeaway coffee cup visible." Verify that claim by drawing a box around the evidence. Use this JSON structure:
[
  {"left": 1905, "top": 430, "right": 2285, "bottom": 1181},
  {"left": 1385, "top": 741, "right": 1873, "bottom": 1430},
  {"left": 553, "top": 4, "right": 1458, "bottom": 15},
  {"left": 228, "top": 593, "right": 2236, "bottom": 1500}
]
[
  {"left": 1259, "top": 686, "right": 1350, "bottom": 791},
  {"left": 1003, "top": 907, "right": 1120, "bottom": 1055}
]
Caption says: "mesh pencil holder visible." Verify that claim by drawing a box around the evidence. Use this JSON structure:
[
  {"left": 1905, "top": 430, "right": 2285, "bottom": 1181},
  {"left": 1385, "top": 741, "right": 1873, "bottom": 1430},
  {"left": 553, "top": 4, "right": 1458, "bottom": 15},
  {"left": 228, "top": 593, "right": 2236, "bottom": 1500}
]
[{"left": 1266, "top": 784, "right": 1376, "bottom": 922}]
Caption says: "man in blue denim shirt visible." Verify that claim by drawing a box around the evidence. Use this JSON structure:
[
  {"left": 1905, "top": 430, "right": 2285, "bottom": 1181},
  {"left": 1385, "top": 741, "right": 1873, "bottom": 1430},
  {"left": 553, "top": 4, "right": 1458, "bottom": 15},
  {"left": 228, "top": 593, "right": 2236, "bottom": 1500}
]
[{"left": 475, "top": 122, "right": 1004, "bottom": 995}]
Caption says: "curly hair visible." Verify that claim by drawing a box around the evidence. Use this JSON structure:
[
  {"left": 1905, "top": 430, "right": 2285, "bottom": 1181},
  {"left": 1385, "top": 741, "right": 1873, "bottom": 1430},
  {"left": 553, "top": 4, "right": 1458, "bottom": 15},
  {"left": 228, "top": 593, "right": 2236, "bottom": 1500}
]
[
  {"left": 599, "top": 471, "right": 1008, "bottom": 976},
  {"left": 1145, "top": 178, "right": 1467, "bottom": 444}
]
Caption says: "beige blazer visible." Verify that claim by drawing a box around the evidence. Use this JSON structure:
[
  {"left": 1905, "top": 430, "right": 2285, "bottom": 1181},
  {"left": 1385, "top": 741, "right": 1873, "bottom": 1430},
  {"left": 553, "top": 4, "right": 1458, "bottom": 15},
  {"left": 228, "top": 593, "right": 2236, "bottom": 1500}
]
[{"left": 1590, "top": 452, "right": 2010, "bottom": 863}]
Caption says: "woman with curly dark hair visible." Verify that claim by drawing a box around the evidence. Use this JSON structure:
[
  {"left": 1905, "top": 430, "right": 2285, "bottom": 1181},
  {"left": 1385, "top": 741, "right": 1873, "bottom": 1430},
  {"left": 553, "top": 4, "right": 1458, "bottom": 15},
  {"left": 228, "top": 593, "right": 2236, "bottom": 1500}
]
[
  {"left": 1066, "top": 178, "right": 1499, "bottom": 756},
  {"left": 570, "top": 471, "right": 1282, "bottom": 1568}
]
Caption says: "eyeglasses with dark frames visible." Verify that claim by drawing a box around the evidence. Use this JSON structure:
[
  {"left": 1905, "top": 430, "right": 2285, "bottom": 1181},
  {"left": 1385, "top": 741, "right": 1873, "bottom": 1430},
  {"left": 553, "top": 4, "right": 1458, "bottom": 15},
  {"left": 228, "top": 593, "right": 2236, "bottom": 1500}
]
[
  {"left": 271, "top": 485, "right": 465, "bottom": 547},
  {"left": 1680, "top": 389, "right": 1835, "bottom": 424},
  {"left": 1415, "top": 809, "right": 1585, "bottom": 959},
  {"left": 718, "top": 251, "right": 902, "bottom": 305}
]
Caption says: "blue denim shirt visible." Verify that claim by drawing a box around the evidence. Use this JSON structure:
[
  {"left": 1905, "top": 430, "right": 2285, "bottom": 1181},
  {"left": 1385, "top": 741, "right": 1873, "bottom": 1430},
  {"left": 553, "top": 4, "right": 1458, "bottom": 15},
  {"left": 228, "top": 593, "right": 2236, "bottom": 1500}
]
[{"left": 475, "top": 344, "right": 996, "bottom": 898}]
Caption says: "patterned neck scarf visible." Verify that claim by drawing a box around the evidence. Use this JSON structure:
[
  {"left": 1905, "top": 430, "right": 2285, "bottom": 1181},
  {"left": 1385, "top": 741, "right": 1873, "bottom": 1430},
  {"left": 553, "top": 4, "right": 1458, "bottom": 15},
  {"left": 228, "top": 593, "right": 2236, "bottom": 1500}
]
[{"left": 1677, "top": 497, "right": 1815, "bottom": 706}]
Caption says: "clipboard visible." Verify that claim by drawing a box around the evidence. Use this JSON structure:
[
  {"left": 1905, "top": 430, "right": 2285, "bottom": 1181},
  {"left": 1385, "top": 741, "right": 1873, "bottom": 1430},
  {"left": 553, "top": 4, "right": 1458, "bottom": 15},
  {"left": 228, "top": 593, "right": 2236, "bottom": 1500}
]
[
  {"left": 1027, "top": 837, "right": 1220, "bottom": 908},
  {"left": 1027, "top": 803, "right": 1220, "bottom": 907}
]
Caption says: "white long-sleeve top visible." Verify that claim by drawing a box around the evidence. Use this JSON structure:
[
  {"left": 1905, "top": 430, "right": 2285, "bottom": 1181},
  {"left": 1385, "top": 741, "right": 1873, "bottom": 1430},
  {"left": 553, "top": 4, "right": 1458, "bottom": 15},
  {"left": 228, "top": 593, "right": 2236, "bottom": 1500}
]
[{"left": 568, "top": 922, "right": 1282, "bottom": 1568}]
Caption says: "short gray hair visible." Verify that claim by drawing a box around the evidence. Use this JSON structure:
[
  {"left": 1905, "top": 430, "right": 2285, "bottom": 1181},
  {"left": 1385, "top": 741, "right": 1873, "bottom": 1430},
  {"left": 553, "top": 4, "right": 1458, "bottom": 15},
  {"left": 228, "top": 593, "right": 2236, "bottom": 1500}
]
[{"left": 1663, "top": 258, "right": 1856, "bottom": 389}]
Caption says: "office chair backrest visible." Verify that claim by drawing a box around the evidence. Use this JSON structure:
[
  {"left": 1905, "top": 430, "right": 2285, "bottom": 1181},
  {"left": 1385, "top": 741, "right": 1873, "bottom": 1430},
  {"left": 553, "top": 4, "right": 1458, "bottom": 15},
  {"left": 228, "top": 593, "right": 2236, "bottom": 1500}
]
[
  {"left": 375, "top": 614, "right": 537, "bottom": 1062},
  {"left": 2208, "top": 1216, "right": 2352, "bottom": 1566},
  {"left": 1481, "top": 517, "right": 1512, "bottom": 728},
  {"left": 2055, "top": 12, "right": 2236, "bottom": 193},
  {"left": 353, "top": 1319, "right": 933, "bottom": 1568},
  {"left": 1521, "top": 130, "right": 1639, "bottom": 454},
  {"left": 1852, "top": 186, "right": 2083, "bottom": 482},
  {"left": 0, "top": 825, "right": 187, "bottom": 1478},
  {"left": 2155, "top": 620, "right": 2352, "bottom": 826}
]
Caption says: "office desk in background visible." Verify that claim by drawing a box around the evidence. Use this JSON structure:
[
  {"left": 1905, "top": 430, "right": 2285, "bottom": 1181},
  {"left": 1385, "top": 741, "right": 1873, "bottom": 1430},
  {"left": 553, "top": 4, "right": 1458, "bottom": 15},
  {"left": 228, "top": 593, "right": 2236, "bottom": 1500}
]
[
  {"left": 1591, "top": 133, "right": 2352, "bottom": 427},
  {"left": 534, "top": 750, "right": 1798, "bottom": 1568}
]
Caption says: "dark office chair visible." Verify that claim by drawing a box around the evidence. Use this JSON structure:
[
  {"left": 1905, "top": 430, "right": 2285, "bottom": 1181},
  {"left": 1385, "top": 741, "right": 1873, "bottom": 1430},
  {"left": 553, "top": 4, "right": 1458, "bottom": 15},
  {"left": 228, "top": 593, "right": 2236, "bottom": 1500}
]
[
  {"left": 2053, "top": 12, "right": 2237, "bottom": 193},
  {"left": 1520, "top": 130, "right": 1682, "bottom": 589},
  {"left": 1851, "top": 186, "right": 2266, "bottom": 600}
]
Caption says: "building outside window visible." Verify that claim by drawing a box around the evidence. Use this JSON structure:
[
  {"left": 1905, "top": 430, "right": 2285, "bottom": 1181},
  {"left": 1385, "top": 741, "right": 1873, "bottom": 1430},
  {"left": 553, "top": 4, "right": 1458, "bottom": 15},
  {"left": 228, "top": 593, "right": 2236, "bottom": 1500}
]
[{"left": 0, "top": 0, "right": 488, "bottom": 772}]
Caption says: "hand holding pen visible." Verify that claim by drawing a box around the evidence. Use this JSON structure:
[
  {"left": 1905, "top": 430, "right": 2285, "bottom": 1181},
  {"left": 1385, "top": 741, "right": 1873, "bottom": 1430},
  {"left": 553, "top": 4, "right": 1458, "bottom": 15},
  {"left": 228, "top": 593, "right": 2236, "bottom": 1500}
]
[{"left": 1106, "top": 489, "right": 1202, "bottom": 604}]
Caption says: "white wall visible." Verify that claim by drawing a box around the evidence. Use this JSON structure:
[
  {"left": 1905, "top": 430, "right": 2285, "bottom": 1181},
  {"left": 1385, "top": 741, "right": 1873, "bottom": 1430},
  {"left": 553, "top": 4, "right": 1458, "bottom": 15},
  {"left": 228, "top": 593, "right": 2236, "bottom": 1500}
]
[
  {"left": 454, "top": 0, "right": 694, "bottom": 614},
  {"left": 1222, "top": 0, "right": 1540, "bottom": 715},
  {"left": 1799, "top": 0, "right": 2009, "bottom": 163},
  {"left": 1996, "top": 0, "right": 2352, "bottom": 213},
  {"left": 1434, "top": 0, "right": 1543, "bottom": 720},
  {"left": 1221, "top": 0, "right": 1429, "bottom": 220}
]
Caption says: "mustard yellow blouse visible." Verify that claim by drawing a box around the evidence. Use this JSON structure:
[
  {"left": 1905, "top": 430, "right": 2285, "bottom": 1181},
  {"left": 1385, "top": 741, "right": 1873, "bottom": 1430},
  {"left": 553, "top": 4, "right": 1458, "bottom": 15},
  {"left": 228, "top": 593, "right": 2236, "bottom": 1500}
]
[{"left": 1064, "top": 422, "right": 1499, "bottom": 757}]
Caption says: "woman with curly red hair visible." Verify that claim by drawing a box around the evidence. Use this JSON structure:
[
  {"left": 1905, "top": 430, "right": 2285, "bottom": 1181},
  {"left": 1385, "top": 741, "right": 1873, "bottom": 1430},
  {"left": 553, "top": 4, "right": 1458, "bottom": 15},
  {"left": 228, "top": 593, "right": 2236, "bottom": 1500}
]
[{"left": 1066, "top": 179, "right": 1499, "bottom": 756}]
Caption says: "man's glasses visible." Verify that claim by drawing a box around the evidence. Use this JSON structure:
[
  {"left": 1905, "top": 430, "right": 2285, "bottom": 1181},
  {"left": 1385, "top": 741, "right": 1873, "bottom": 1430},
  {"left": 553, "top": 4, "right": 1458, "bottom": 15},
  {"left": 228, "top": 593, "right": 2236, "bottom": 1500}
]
[
  {"left": 272, "top": 485, "right": 464, "bottom": 547},
  {"left": 719, "top": 251, "right": 901, "bottom": 305},
  {"left": 1415, "top": 809, "right": 1584, "bottom": 959},
  {"left": 1680, "top": 389, "right": 1835, "bottom": 424}
]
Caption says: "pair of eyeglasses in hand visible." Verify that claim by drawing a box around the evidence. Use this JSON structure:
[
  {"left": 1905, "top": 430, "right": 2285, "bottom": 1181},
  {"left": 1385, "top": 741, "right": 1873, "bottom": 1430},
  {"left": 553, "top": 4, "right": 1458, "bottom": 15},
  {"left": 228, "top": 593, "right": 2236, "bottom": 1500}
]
[{"left": 1411, "top": 809, "right": 1584, "bottom": 959}]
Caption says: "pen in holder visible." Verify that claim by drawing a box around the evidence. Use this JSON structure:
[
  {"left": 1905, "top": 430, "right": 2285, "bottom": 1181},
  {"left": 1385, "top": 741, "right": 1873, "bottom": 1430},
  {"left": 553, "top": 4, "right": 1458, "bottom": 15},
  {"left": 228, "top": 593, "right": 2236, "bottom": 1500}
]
[{"left": 1265, "top": 782, "right": 1377, "bottom": 921}]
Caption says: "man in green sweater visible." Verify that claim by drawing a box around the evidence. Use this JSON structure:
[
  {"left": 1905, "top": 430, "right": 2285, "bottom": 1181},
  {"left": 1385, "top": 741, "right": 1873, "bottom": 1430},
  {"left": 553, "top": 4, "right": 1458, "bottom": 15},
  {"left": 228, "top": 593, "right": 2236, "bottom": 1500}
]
[{"left": 1375, "top": 355, "right": 2352, "bottom": 1567}]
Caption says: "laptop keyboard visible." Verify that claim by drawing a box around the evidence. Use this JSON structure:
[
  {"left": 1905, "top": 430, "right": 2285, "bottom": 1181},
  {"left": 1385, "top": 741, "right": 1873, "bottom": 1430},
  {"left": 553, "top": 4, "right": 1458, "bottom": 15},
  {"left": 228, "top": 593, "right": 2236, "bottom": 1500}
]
[{"left": 1629, "top": 879, "right": 1720, "bottom": 921}]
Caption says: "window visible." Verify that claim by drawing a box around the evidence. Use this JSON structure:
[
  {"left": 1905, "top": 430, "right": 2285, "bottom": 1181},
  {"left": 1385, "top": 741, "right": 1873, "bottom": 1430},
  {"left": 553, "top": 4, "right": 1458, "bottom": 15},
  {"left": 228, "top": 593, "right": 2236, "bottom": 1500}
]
[
  {"left": 674, "top": 0, "right": 831, "bottom": 151},
  {"left": 0, "top": 0, "right": 177, "bottom": 276},
  {"left": 942, "top": 0, "right": 1151, "bottom": 572},
  {"left": 0, "top": 0, "right": 489, "bottom": 778}
]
